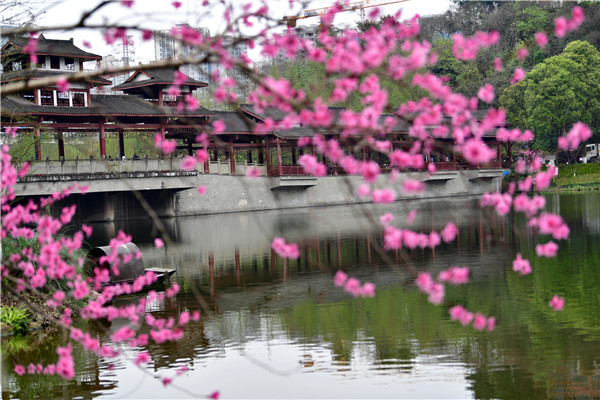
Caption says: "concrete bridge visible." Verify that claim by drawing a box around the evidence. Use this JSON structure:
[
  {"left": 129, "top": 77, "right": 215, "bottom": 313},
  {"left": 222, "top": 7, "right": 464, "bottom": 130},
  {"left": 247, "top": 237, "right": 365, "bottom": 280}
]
[{"left": 14, "top": 158, "right": 506, "bottom": 222}]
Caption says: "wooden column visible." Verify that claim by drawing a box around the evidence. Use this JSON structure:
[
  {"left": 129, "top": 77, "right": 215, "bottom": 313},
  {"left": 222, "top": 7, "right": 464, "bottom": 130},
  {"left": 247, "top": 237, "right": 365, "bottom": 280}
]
[
  {"left": 118, "top": 130, "right": 125, "bottom": 159},
  {"left": 277, "top": 140, "right": 283, "bottom": 176},
  {"left": 57, "top": 130, "right": 65, "bottom": 160},
  {"left": 159, "top": 119, "right": 166, "bottom": 137},
  {"left": 204, "top": 145, "right": 210, "bottom": 173},
  {"left": 265, "top": 139, "right": 271, "bottom": 175},
  {"left": 35, "top": 127, "right": 42, "bottom": 161},
  {"left": 247, "top": 148, "right": 253, "bottom": 164},
  {"left": 258, "top": 142, "right": 264, "bottom": 164},
  {"left": 99, "top": 120, "right": 106, "bottom": 160},
  {"left": 291, "top": 146, "right": 297, "bottom": 164},
  {"left": 496, "top": 141, "right": 501, "bottom": 162},
  {"left": 187, "top": 139, "right": 193, "bottom": 156},
  {"left": 158, "top": 87, "right": 163, "bottom": 107},
  {"left": 229, "top": 140, "right": 235, "bottom": 175}
]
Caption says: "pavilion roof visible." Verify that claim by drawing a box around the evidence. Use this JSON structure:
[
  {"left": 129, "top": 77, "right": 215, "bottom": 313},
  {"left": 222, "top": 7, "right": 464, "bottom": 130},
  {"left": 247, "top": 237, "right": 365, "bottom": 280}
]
[
  {"left": 2, "top": 35, "right": 102, "bottom": 61},
  {"left": 210, "top": 111, "right": 256, "bottom": 133},
  {"left": 238, "top": 104, "right": 288, "bottom": 122},
  {"left": 1, "top": 69, "right": 112, "bottom": 86},
  {"left": 112, "top": 68, "right": 208, "bottom": 91},
  {"left": 1, "top": 94, "right": 213, "bottom": 118}
]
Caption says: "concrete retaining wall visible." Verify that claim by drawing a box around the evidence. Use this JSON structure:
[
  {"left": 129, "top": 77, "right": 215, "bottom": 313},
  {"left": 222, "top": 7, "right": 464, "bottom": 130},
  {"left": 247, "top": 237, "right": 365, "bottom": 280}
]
[{"left": 173, "top": 170, "right": 505, "bottom": 216}]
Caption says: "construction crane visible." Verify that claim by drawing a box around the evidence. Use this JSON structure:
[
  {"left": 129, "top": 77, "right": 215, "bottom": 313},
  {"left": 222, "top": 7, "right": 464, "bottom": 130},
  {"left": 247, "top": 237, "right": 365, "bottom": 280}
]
[{"left": 281, "top": 0, "right": 410, "bottom": 28}]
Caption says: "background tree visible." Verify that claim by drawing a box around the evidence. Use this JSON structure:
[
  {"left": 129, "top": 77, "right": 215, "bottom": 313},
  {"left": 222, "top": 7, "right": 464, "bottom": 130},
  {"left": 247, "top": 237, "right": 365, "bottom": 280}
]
[{"left": 500, "top": 40, "right": 600, "bottom": 152}]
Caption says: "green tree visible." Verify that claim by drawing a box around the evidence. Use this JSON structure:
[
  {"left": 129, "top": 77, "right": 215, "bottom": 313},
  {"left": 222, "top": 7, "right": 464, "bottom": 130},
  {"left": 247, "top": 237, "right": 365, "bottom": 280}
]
[{"left": 500, "top": 40, "right": 600, "bottom": 152}]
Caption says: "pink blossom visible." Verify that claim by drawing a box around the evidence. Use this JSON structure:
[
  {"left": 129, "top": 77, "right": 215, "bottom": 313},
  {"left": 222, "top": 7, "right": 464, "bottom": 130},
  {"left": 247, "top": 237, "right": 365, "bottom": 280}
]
[
  {"left": 360, "top": 282, "right": 376, "bottom": 298},
  {"left": 56, "top": 78, "right": 70, "bottom": 93},
  {"left": 197, "top": 186, "right": 207, "bottom": 195},
  {"left": 209, "top": 391, "right": 221, "bottom": 400},
  {"left": 196, "top": 149, "right": 209, "bottom": 163},
  {"left": 536, "top": 241, "right": 558, "bottom": 258},
  {"left": 493, "top": 57, "right": 503, "bottom": 71},
  {"left": 271, "top": 237, "right": 300, "bottom": 259},
  {"left": 568, "top": 6, "right": 585, "bottom": 31},
  {"left": 461, "top": 139, "right": 495, "bottom": 164},
  {"left": 449, "top": 305, "right": 466, "bottom": 321},
  {"left": 135, "top": 352, "right": 150, "bottom": 366},
  {"left": 162, "top": 377, "right": 172, "bottom": 387},
  {"left": 383, "top": 226, "right": 403, "bottom": 250},
  {"left": 344, "top": 278, "right": 361, "bottom": 297},
  {"left": 181, "top": 155, "right": 196, "bottom": 171},
  {"left": 213, "top": 120, "right": 226, "bottom": 134},
  {"left": 549, "top": 295, "right": 564, "bottom": 311},
  {"left": 155, "top": 238, "right": 164, "bottom": 249},
  {"left": 407, "top": 210, "right": 417, "bottom": 224},
  {"left": 534, "top": 167, "right": 555, "bottom": 190},
  {"left": 360, "top": 161, "right": 380, "bottom": 183},
  {"left": 372, "top": 189, "right": 395, "bottom": 204},
  {"left": 441, "top": 222, "right": 458, "bottom": 243},
  {"left": 535, "top": 32, "right": 548, "bottom": 48},
  {"left": 510, "top": 68, "right": 525, "bottom": 84},
  {"left": 14, "top": 364, "right": 26, "bottom": 376},
  {"left": 438, "top": 266, "right": 469, "bottom": 285},
  {"left": 486, "top": 317, "right": 496, "bottom": 332},
  {"left": 334, "top": 270, "right": 348, "bottom": 287},
  {"left": 246, "top": 166, "right": 260, "bottom": 178},
  {"left": 558, "top": 122, "right": 592, "bottom": 151},
  {"left": 402, "top": 179, "right": 425, "bottom": 194},
  {"left": 517, "top": 47, "right": 529, "bottom": 62},
  {"left": 154, "top": 134, "right": 177, "bottom": 154},
  {"left": 555, "top": 16, "right": 568, "bottom": 38},
  {"left": 380, "top": 213, "right": 394, "bottom": 225},
  {"left": 172, "top": 1, "right": 182, "bottom": 8},
  {"left": 473, "top": 313, "right": 487, "bottom": 331},
  {"left": 459, "top": 310, "right": 474, "bottom": 326},
  {"left": 512, "top": 253, "right": 531, "bottom": 275},
  {"left": 477, "top": 84, "right": 495, "bottom": 104}
]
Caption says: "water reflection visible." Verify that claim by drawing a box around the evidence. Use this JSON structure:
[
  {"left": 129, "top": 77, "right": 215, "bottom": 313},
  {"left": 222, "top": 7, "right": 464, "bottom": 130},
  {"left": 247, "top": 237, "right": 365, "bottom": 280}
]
[{"left": 2, "top": 194, "right": 599, "bottom": 399}]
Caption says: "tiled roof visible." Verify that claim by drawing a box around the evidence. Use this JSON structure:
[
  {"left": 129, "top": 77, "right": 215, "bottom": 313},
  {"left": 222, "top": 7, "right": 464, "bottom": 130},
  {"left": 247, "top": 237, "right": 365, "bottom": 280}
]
[
  {"left": 210, "top": 111, "right": 255, "bottom": 133},
  {"left": 112, "top": 68, "right": 208, "bottom": 91},
  {"left": 273, "top": 126, "right": 315, "bottom": 139},
  {"left": 238, "top": 104, "right": 288, "bottom": 121},
  {"left": 1, "top": 95, "right": 213, "bottom": 118},
  {"left": 3, "top": 35, "right": 101, "bottom": 60},
  {"left": 1, "top": 69, "right": 111, "bottom": 86}
]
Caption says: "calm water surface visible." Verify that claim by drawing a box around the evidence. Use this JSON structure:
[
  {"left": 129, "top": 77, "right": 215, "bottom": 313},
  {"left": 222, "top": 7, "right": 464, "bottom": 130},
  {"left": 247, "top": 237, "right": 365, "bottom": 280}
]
[{"left": 2, "top": 193, "right": 599, "bottom": 399}]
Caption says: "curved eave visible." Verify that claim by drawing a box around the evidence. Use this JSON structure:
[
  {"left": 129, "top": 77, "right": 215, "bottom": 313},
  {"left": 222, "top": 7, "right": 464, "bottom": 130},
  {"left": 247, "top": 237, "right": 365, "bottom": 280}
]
[
  {"left": 32, "top": 52, "right": 102, "bottom": 61},
  {"left": 113, "top": 80, "right": 208, "bottom": 91},
  {"left": 2, "top": 110, "right": 213, "bottom": 118},
  {"left": 239, "top": 109, "right": 266, "bottom": 122},
  {"left": 0, "top": 76, "right": 111, "bottom": 86}
]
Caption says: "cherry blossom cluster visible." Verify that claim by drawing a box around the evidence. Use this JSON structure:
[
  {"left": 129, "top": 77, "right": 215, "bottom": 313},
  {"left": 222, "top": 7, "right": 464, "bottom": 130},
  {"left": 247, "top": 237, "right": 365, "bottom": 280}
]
[
  {"left": 333, "top": 270, "right": 375, "bottom": 298},
  {"left": 271, "top": 237, "right": 300, "bottom": 259},
  {"left": 449, "top": 305, "right": 496, "bottom": 332}
]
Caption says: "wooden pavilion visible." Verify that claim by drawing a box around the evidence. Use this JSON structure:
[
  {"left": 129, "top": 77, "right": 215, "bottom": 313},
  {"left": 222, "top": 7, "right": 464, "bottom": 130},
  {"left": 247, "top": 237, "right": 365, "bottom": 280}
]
[{"left": 1, "top": 35, "right": 504, "bottom": 177}]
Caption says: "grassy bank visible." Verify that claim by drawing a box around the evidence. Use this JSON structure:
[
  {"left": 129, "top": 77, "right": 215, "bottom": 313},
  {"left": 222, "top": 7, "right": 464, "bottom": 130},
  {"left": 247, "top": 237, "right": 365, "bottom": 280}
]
[{"left": 546, "top": 163, "right": 600, "bottom": 192}]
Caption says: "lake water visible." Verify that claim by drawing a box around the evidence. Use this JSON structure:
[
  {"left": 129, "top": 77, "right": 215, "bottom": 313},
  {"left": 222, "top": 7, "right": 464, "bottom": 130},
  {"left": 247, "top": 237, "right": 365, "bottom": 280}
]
[{"left": 2, "top": 193, "right": 599, "bottom": 399}]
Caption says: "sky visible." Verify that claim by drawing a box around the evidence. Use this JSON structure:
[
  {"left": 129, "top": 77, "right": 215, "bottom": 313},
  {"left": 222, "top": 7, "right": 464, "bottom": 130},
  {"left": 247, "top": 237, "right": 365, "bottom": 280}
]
[{"left": 5, "top": 0, "right": 451, "bottom": 63}]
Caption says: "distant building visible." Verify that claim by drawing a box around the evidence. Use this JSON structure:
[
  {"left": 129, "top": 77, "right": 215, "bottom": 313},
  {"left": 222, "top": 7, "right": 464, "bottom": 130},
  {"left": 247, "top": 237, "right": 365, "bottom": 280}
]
[{"left": 153, "top": 25, "right": 249, "bottom": 94}]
